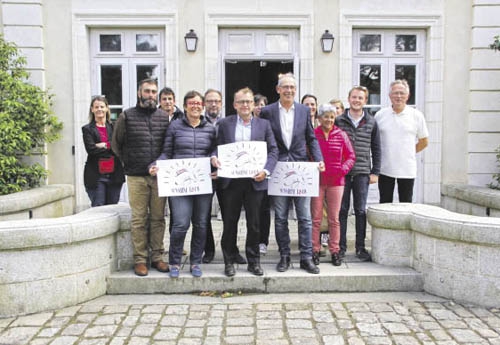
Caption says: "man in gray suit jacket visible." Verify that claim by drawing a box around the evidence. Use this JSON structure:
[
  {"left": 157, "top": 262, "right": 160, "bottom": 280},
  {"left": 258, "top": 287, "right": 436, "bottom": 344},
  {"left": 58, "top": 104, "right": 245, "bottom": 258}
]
[
  {"left": 212, "top": 87, "right": 279, "bottom": 277},
  {"left": 260, "top": 73, "right": 325, "bottom": 274}
]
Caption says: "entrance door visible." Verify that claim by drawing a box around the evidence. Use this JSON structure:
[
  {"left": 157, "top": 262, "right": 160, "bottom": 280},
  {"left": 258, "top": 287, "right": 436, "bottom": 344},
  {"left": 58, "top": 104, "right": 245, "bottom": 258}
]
[
  {"left": 224, "top": 60, "right": 293, "bottom": 115},
  {"left": 220, "top": 29, "right": 299, "bottom": 116}
]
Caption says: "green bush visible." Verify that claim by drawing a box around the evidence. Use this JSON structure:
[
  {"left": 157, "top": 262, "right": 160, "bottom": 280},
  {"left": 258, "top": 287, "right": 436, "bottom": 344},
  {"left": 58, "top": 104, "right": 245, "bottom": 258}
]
[
  {"left": 489, "top": 145, "right": 500, "bottom": 190},
  {"left": 0, "top": 35, "right": 62, "bottom": 195}
]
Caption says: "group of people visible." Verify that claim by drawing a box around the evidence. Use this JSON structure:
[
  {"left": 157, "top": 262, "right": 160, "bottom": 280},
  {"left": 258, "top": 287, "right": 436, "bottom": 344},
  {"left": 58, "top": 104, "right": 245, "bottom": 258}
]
[{"left": 82, "top": 74, "right": 428, "bottom": 279}]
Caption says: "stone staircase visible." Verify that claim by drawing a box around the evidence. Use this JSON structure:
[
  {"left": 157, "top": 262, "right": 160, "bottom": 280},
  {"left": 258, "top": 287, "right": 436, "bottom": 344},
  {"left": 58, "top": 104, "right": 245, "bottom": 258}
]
[{"left": 107, "top": 215, "right": 423, "bottom": 295}]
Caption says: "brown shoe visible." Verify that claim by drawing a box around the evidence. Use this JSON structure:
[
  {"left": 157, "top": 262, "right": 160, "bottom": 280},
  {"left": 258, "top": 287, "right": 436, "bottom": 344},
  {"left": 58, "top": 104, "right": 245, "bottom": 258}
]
[
  {"left": 151, "top": 260, "right": 169, "bottom": 272},
  {"left": 134, "top": 263, "right": 148, "bottom": 276}
]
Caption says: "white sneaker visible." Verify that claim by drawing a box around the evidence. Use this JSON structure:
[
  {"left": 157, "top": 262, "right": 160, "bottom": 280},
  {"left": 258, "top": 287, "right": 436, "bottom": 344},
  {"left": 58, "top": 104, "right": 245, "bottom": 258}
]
[
  {"left": 259, "top": 243, "right": 267, "bottom": 255},
  {"left": 321, "top": 233, "right": 329, "bottom": 247}
]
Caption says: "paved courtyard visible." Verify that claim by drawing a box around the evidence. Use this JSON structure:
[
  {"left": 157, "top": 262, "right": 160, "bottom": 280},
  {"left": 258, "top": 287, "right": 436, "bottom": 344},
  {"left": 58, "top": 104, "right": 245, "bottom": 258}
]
[{"left": 1, "top": 292, "right": 500, "bottom": 345}]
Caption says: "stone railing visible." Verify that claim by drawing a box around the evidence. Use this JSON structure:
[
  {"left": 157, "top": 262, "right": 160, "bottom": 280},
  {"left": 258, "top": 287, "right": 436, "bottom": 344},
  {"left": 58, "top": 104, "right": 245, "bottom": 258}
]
[
  {"left": 368, "top": 203, "right": 500, "bottom": 308},
  {"left": 441, "top": 183, "right": 500, "bottom": 217},
  {"left": 0, "top": 204, "right": 131, "bottom": 317},
  {"left": 0, "top": 184, "right": 74, "bottom": 221}
]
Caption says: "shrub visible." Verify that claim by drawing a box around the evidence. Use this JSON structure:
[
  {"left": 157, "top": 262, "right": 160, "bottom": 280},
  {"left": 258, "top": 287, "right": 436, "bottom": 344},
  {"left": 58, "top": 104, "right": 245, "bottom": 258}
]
[
  {"left": 489, "top": 145, "right": 500, "bottom": 190},
  {"left": 0, "top": 35, "right": 62, "bottom": 195}
]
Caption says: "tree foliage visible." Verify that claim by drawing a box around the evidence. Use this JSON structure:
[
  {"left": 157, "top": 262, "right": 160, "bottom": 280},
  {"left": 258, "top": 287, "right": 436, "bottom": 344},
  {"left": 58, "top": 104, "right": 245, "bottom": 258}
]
[{"left": 0, "top": 35, "right": 62, "bottom": 195}]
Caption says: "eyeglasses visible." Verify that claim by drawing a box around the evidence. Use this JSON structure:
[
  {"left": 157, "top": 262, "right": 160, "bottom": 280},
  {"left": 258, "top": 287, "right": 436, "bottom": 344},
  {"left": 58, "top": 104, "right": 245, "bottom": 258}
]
[
  {"left": 186, "top": 101, "right": 203, "bottom": 107},
  {"left": 235, "top": 100, "right": 254, "bottom": 105},
  {"left": 205, "top": 100, "right": 221, "bottom": 104},
  {"left": 91, "top": 94, "right": 106, "bottom": 100}
]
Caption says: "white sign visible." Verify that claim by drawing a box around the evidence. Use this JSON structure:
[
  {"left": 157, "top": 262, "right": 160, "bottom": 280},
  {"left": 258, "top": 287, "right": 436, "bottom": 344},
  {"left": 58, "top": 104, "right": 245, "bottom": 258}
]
[
  {"left": 268, "top": 162, "right": 320, "bottom": 197},
  {"left": 156, "top": 158, "right": 213, "bottom": 197},
  {"left": 217, "top": 141, "right": 267, "bottom": 178}
]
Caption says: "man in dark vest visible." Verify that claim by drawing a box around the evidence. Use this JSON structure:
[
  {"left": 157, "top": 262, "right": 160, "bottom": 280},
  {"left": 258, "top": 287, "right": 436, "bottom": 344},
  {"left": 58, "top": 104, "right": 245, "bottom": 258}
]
[
  {"left": 335, "top": 86, "right": 381, "bottom": 262},
  {"left": 112, "top": 78, "right": 170, "bottom": 276}
]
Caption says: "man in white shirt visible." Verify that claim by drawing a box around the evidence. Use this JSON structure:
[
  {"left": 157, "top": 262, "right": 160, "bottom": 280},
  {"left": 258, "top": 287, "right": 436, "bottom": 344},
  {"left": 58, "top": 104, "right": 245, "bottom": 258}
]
[{"left": 375, "top": 79, "right": 429, "bottom": 203}]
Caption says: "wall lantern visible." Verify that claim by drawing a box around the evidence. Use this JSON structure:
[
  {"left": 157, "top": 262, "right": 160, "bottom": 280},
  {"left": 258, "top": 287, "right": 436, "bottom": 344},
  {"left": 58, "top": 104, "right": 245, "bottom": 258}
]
[
  {"left": 321, "top": 30, "right": 335, "bottom": 53},
  {"left": 184, "top": 29, "right": 198, "bottom": 52}
]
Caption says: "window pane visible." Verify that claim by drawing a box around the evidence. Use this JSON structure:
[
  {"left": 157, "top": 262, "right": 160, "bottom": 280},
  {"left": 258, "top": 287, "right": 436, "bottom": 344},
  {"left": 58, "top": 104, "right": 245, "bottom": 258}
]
[
  {"left": 136, "top": 65, "right": 159, "bottom": 86},
  {"left": 228, "top": 34, "right": 253, "bottom": 53},
  {"left": 360, "top": 64, "right": 381, "bottom": 105},
  {"left": 109, "top": 107, "right": 122, "bottom": 121},
  {"left": 395, "top": 65, "right": 416, "bottom": 104},
  {"left": 100, "top": 34, "right": 121, "bottom": 52},
  {"left": 100, "top": 65, "right": 122, "bottom": 106},
  {"left": 395, "top": 35, "right": 417, "bottom": 52},
  {"left": 136, "top": 34, "right": 159, "bottom": 52},
  {"left": 265, "top": 34, "right": 290, "bottom": 53},
  {"left": 360, "top": 34, "right": 381, "bottom": 52}
]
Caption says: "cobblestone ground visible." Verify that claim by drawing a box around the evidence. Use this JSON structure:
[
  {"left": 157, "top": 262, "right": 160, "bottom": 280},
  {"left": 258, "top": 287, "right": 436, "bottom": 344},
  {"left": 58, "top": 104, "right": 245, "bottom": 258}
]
[{"left": 1, "top": 293, "right": 499, "bottom": 345}]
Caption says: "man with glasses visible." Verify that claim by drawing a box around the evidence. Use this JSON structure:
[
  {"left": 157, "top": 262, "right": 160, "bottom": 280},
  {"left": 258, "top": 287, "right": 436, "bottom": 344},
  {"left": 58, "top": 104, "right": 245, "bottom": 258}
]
[
  {"left": 202, "top": 89, "right": 247, "bottom": 265},
  {"left": 112, "top": 78, "right": 170, "bottom": 276},
  {"left": 335, "top": 86, "right": 381, "bottom": 262},
  {"left": 211, "top": 87, "right": 278, "bottom": 276},
  {"left": 260, "top": 73, "right": 325, "bottom": 274},
  {"left": 375, "top": 79, "right": 428, "bottom": 203}
]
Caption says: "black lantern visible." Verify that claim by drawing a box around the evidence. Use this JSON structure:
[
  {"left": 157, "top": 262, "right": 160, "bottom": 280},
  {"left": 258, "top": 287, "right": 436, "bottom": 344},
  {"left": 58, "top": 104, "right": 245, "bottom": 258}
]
[
  {"left": 184, "top": 29, "right": 198, "bottom": 52},
  {"left": 321, "top": 30, "right": 335, "bottom": 53}
]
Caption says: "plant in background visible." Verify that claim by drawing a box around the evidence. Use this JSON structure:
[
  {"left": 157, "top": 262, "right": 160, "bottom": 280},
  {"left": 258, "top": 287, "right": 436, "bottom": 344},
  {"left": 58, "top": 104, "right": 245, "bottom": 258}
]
[
  {"left": 489, "top": 145, "right": 500, "bottom": 190},
  {"left": 490, "top": 35, "right": 500, "bottom": 51},
  {"left": 0, "top": 35, "right": 62, "bottom": 195}
]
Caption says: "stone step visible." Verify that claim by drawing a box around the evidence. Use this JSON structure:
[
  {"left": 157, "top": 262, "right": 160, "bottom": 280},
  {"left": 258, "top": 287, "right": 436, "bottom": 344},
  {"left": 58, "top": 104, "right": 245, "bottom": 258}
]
[{"left": 107, "top": 261, "right": 423, "bottom": 295}]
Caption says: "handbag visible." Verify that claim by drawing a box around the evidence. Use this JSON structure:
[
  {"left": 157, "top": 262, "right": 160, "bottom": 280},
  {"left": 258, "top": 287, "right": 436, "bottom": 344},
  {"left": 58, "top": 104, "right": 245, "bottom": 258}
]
[{"left": 98, "top": 156, "right": 115, "bottom": 174}]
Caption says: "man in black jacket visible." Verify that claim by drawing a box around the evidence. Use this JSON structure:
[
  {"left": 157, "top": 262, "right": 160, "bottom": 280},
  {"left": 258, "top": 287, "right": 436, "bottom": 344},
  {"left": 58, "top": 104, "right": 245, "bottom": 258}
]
[
  {"left": 335, "top": 86, "right": 381, "bottom": 262},
  {"left": 112, "top": 78, "right": 170, "bottom": 276}
]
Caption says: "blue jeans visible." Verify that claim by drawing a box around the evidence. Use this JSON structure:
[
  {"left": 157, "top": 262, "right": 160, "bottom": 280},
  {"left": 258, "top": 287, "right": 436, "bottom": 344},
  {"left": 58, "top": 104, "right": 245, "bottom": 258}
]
[
  {"left": 339, "top": 174, "right": 369, "bottom": 251},
  {"left": 273, "top": 196, "right": 313, "bottom": 260},
  {"left": 85, "top": 176, "right": 122, "bottom": 207},
  {"left": 169, "top": 194, "right": 212, "bottom": 266}
]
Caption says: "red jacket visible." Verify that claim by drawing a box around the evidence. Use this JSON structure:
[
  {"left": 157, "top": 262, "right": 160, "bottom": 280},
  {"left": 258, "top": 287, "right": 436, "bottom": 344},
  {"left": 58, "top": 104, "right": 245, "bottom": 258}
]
[{"left": 314, "top": 126, "right": 356, "bottom": 186}]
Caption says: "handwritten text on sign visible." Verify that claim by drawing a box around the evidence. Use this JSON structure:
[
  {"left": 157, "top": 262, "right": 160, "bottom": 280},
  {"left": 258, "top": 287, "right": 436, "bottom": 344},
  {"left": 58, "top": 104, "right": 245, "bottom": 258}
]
[
  {"left": 268, "top": 161, "right": 319, "bottom": 197},
  {"left": 217, "top": 141, "right": 267, "bottom": 178},
  {"left": 156, "top": 157, "right": 212, "bottom": 197}
]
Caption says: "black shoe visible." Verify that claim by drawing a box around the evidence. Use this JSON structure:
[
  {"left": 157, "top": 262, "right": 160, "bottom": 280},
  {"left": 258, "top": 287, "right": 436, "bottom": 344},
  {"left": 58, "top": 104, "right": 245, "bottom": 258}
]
[
  {"left": 202, "top": 252, "right": 214, "bottom": 264},
  {"left": 339, "top": 249, "right": 346, "bottom": 259},
  {"left": 276, "top": 256, "right": 290, "bottom": 272},
  {"left": 235, "top": 253, "right": 247, "bottom": 265},
  {"left": 312, "top": 252, "right": 320, "bottom": 266},
  {"left": 331, "top": 252, "right": 342, "bottom": 266},
  {"left": 224, "top": 263, "right": 235, "bottom": 277},
  {"left": 300, "top": 259, "right": 320, "bottom": 274},
  {"left": 356, "top": 248, "right": 372, "bottom": 262},
  {"left": 247, "top": 263, "right": 264, "bottom": 276}
]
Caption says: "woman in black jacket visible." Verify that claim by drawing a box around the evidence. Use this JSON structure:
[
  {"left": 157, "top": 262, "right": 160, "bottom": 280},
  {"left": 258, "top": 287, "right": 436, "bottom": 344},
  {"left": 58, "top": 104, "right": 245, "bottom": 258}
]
[{"left": 82, "top": 96, "right": 125, "bottom": 206}]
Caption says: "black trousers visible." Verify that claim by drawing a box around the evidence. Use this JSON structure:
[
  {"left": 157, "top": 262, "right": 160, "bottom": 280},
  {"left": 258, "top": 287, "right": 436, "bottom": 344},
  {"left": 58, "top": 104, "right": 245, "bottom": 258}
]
[
  {"left": 220, "top": 179, "right": 264, "bottom": 265},
  {"left": 378, "top": 174, "right": 415, "bottom": 203},
  {"left": 259, "top": 194, "right": 271, "bottom": 245},
  {"left": 204, "top": 185, "right": 224, "bottom": 255}
]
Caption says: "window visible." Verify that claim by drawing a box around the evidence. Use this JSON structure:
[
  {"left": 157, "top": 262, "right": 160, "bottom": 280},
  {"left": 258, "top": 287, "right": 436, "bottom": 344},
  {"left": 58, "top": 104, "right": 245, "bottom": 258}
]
[
  {"left": 353, "top": 30, "right": 425, "bottom": 115},
  {"left": 91, "top": 29, "right": 164, "bottom": 120}
]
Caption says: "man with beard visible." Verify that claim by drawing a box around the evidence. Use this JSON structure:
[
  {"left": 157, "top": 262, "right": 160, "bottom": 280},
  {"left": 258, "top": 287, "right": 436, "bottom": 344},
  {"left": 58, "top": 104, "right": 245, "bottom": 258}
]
[{"left": 112, "top": 78, "right": 170, "bottom": 276}]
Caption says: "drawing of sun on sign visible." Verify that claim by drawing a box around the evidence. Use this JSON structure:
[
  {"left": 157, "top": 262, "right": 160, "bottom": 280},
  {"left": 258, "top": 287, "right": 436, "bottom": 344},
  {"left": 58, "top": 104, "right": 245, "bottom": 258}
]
[
  {"left": 268, "top": 162, "right": 319, "bottom": 197},
  {"left": 156, "top": 157, "right": 213, "bottom": 196},
  {"left": 217, "top": 141, "right": 267, "bottom": 178}
]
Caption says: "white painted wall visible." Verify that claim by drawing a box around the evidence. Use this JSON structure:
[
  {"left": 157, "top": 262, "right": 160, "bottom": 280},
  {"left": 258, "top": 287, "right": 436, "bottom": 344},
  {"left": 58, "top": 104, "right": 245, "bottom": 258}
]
[{"left": 468, "top": 0, "right": 500, "bottom": 187}]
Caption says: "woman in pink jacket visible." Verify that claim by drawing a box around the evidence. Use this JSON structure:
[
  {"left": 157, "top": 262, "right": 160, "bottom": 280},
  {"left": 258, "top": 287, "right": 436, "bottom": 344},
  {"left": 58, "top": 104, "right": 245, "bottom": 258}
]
[{"left": 312, "top": 104, "right": 356, "bottom": 266}]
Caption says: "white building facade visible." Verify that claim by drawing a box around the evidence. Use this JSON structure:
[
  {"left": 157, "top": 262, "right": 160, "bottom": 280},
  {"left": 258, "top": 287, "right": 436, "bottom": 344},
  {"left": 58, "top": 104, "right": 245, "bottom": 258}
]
[{"left": 1, "top": 0, "right": 499, "bottom": 211}]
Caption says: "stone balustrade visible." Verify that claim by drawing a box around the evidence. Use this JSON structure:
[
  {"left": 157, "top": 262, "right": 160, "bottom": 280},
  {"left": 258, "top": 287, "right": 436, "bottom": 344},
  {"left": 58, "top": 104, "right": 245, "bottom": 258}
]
[
  {"left": 441, "top": 183, "right": 500, "bottom": 217},
  {"left": 368, "top": 203, "right": 500, "bottom": 308},
  {"left": 0, "top": 204, "right": 130, "bottom": 317},
  {"left": 0, "top": 184, "right": 74, "bottom": 221}
]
